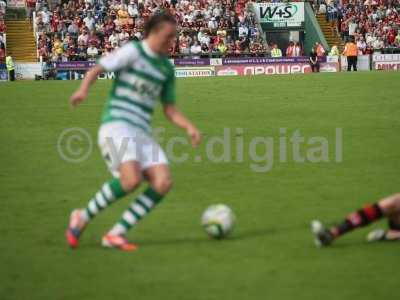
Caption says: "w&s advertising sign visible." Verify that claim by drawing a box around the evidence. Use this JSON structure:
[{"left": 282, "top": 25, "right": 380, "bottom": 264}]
[{"left": 253, "top": 2, "right": 305, "bottom": 30}]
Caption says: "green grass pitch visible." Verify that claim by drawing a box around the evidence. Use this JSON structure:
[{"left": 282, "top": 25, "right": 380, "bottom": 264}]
[{"left": 1, "top": 72, "right": 399, "bottom": 300}]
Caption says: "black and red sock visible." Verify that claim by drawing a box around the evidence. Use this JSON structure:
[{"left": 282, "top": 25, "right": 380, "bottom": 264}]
[{"left": 330, "top": 203, "right": 384, "bottom": 238}]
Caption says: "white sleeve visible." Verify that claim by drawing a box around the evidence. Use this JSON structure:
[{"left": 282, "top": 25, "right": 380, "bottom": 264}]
[{"left": 99, "top": 42, "right": 139, "bottom": 72}]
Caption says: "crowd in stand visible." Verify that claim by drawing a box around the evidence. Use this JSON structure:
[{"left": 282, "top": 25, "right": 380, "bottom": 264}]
[
  {"left": 0, "top": 0, "right": 398, "bottom": 63},
  {"left": 0, "top": 0, "right": 6, "bottom": 63},
  {"left": 318, "top": 0, "right": 400, "bottom": 54},
  {"left": 30, "top": 0, "right": 270, "bottom": 62}
]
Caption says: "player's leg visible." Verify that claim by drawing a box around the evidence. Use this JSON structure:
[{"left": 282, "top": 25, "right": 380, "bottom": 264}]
[
  {"left": 65, "top": 162, "right": 142, "bottom": 248},
  {"left": 386, "top": 214, "right": 400, "bottom": 239},
  {"left": 367, "top": 194, "right": 400, "bottom": 241},
  {"left": 103, "top": 165, "right": 172, "bottom": 250},
  {"left": 66, "top": 122, "right": 143, "bottom": 248},
  {"left": 103, "top": 135, "right": 172, "bottom": 251},
  {"left": 312, "top": 193, "right": 400, "bottom": 247}
]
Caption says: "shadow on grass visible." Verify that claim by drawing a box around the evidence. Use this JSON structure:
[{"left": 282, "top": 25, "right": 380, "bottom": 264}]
[
  {"left": 134, "top": 227, "right": 279, "bottom": 247},
  {"left": 60, "top": 224, "right": 400, "bottom": 252}
]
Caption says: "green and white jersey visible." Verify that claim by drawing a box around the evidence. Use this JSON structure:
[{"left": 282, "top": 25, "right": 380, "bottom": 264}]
[{"left": 98, "top": 41, "right": 175, "bottom": 133}]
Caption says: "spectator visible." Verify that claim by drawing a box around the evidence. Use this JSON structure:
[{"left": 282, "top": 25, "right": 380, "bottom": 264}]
[
  {"left": 319, "top": 2, "right": 327, "bottom": 14},
  {"left": 0, "top": 0, "right": 6, "bottom": 17},
  {"left": 327, "top": 4, "right": 338, "bottom": 36},
  {"left": 357, "top": 37, "right": 367, "bottom": 54},
  {"left": 87, "top": 43, "right": 99, "bottom": 60},
  {"left": 309, "top": 47, "right": 320, "bottom": 73},
  {"left": 83, "top": 12, "right": 96, "bottom": 32},
  {"left": 293, "top": 42, "right": 302, "bottom": 56},
  {"left": 343, "top": 36, "right": 358, "bottom": 71},
  {"left": 128, "top": 1, "right": 139, "bottom": 18},
  {"left": 217, "top": 40, "right": 227, "bottom": 56},
  {"left": 190, "top": 41, "right": 202, "bottom": 58},
  {"left": 201, "top": 43, "right": 210, "bottom": 56},
  {"left": 285, "top": 41, "right": 301, "bottom": 57},
  {"left": 208, "top": 17, "right": 218, "bottom": 31},
  {"left": 76, "top": 42, "right": 88, "bottom": 61},
  {"left": 238, "top": 22, "right": 248, "bottom": 39},
  {"left": 78, "top": 29, "right": 89, "bottom": 46},
  {"left": 0, "top": 20, "right": 6, "bottom": 34},
  {"left": 38, "top": 44, "right": 49, "bottom": 61},
  {"left": 348, "top": 17, "right": 358, "bottom": 37},
  {"left": 395, "top": 32, "right": 400, "bottom": 47},
  {"left": 315, "top": 42, "right": 326, "bottom": 56},
  {"left": 67, "top": 20, "right": 80, "bottom": 37},
  {"left": 198, "top": 30, "right": 210, "bottom": 47},
  {"left": 329, "top": 45, "right": 340, "bottom": 56},
  {"left": 6, "top": 55, "right": 15, "bottom": 81},
  {"left": 0, "top": 44, "right": 5, "bottom": 63},
  {"left": 271, "top": 43, "right": 282, "bottom": 58},
  {"left": 286, "top": 42, "right": 294, "bottom": 57},
  {"left": 26, "top": 0, "right": 36, "bottom": 20},
  {"left": 118, "top": 29, "right": 130, "bottom": 42},
  {"left": 108, "top": 31, "right": 120, "bottom": 47},
  {"left": 234, "top": 40, "right": 242, "bottom": 56},
  {"left": 52, "top": 36, "right": 64, "bottom": 60},
  {"left": 88, "top": 31, "right": 100, "bottom": 48},
  {"left": 40, "top": 6, "right": 51, "bottom": 26}
]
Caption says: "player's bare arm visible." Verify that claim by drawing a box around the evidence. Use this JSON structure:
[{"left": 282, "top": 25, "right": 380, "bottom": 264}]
[
  {"left": 163, "top": 104, "right": 201, "bottom": 148},
  {"left": 70, "top": 64, "right": 104, "bottom": 107}
]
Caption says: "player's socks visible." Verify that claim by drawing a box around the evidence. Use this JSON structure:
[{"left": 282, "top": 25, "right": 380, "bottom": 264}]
[
  {"left": 83, "top": 178, "right": 127, "bottom": 221},
  {"left": 108, "top": 187, "right": 164, "bottom": 236},
  {"left": 330, "top": 203, "right": 383, "bottom": 238}
]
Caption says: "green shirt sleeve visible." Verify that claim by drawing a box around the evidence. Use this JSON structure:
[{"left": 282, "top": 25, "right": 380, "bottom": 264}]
[{"left": 160, "top": 65, "right": 176, "bottom": 104}]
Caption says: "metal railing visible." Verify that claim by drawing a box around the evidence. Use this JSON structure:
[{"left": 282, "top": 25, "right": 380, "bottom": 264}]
[{"left": 32, "top": 11, "right": 41, "bottom": 61}]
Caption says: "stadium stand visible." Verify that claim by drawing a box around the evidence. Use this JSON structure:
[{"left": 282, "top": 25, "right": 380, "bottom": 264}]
[
  {"left": 0, "top": 0, "right": 396, "bottom": 62},
  {"left": 0, "top": 0, "right": 5, "bottom": 63},
  {"left": 5, "top": 19, "right": 37, "bottom": 62},
  {"left": 32, "top": 0, "right": 268, "bottom": 62},
  {"left": 317, "top": 0, "right": 400, "bottom": 54},
  {"left": 0, "top": 20, "right": 5, "bottom": 63}
]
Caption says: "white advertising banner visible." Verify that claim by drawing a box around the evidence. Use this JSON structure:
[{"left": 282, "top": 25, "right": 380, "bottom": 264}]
[
  {"left": 340, "top": 55, "right": 370, "bottom": 71},
  {"left": 8, "top": 0, "right": 26, "bottom": 8},
  {"left": 373, "top": 54, "right": 400, "bottom": 71},
  {"left": 210, "top": 58, "right": 222, "bottom": 66},
  {"left": 253, "top": 2, "right": 305, "bottom": 29},
  {"left": 175, "top": 67, "right": 215, "bottom": 78},
  {"left": 15, "top": 63, "right": 43, "bottom": 79}
]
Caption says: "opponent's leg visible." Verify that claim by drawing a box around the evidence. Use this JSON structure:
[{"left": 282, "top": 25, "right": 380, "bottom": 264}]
[
  {"left": 386, "top": 217, "right": 400, "bottom": 240},
  {"left": 312, "top": 202, "right": 383, "bottom": 247},
  {"left": 312, "top": 193, "right": 400, "bottom": 247},
  {"left": 103, "top": 164, "right": 172, "bottom": 251},
  {"left": 367, "top": 194, "right": 400, "bottom": 242},
  {"left": 66, "top": 161, "right": 142, "bottom": 248}
]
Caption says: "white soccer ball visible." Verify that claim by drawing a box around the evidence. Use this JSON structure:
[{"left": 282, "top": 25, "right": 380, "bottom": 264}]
[{"left": 201, "top": 204, "right": 235, "bottom": 239}]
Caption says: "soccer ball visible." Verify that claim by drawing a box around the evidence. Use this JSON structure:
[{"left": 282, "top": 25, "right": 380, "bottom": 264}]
[{"left": 201, "top": 204, "right": 235, "bottom": 239}]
